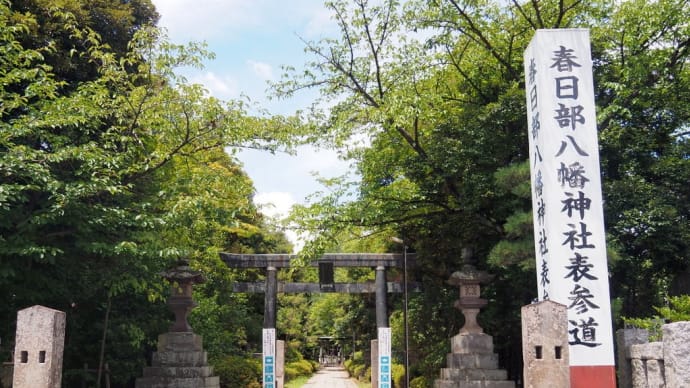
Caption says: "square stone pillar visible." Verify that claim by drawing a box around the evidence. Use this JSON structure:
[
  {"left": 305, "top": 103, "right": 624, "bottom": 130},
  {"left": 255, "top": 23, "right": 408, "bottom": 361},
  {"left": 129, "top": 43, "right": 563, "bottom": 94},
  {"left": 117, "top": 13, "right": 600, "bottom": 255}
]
[
  {"left": 12, "top": 305, "right": 66, "bottom": 388},
  {"left": 663, "top": 321, "right": 690, "bottom": 387},
  {"left": 521, "top": 300, "right": 570, "bottom": 388},
  {"left": 276, "top": 340, "right": 285, "bottom": 388},
  {"left": 370, "top": 339, "right": 378, "bottom": 388},
  {"left": 615, "top": 328, "right": 648, "bottom": 388}
]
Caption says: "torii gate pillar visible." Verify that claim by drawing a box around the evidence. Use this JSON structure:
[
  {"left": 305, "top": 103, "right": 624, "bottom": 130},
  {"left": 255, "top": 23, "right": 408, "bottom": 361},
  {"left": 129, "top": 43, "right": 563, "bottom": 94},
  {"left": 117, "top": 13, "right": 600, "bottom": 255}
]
[
  {"left": 264, "top": 266, "right": 278, "bottom": 329},
  {"left": 375, "top": 266, "right": 388, "bottom": 327}
]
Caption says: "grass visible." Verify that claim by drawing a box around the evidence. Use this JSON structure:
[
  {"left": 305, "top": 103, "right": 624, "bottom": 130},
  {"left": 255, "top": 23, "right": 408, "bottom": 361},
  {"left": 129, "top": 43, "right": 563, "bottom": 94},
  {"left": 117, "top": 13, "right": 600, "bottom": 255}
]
[{"left": 284, "top": 375, "right": 311, "bottom": 388}]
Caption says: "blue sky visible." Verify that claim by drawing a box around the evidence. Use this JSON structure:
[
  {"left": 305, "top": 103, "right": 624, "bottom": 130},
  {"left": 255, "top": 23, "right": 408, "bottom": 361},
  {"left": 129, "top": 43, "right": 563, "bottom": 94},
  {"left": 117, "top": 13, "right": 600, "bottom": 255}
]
[{"left": 151, "top": 0, "right": 351, "bottom": 247}]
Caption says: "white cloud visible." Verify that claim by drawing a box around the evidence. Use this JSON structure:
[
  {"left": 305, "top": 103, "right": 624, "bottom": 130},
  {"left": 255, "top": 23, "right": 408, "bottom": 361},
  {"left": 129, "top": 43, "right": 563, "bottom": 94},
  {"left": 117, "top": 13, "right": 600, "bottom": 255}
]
[
  {"left": 254, "top": 191, "right": 295, "bottom": 219},
  {"left": 247, "top": 60, "right": 274, "bottom": 81},
  {"left": 188, "top": 71, "right": 239, "bottom": 100},
  {"left": 303, "top": 7, "right": 337, "bottom": 38},
  {"left": 254, "top": 191, "right": 305, "bottom": 253},
  {"left": 152, "top": 0, "right": 336, "bottom": 43},
  {"left": 295, "top": 146, "right": 350, "bottom": 177},
  {"left": 152, "top": 0, "right": 261, "bottom": 41}
]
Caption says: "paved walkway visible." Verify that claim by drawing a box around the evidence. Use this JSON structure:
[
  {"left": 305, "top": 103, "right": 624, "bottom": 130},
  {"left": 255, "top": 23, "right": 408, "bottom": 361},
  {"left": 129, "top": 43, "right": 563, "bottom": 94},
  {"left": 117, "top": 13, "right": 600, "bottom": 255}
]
[{"left": 301, "top": 366, "right": 360, "bottom": 388}]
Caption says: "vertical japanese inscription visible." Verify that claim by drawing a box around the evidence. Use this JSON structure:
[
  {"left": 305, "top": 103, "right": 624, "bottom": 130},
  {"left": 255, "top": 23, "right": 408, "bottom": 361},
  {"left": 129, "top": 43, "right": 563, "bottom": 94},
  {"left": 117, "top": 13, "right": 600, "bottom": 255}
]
[
  {"left": 263, "top": 328, "right": 276, "bottom": 388},
  {"left": 527, "top": 52, "right": 551, "bottom": 301},
  {"left": 378, "top": 327, "right": 392, "bottom": 388},
  {"left": 524, "top": 29, "right": 614, "bottom": 368}
]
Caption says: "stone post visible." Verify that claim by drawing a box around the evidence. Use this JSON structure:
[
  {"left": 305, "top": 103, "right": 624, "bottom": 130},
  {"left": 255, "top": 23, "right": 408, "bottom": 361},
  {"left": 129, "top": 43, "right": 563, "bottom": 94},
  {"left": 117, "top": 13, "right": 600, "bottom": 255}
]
[
  {"left": 521, "top": 300, "right": 570, "bottom": 388},
  {"left": 276, "top": 340, "right": 285, "bottom": 388},
  {"left": 663, "top": 321, "right": 690, "bottom": 387},
  {"left": 12, "top": 305, "right": 66, "bottom": 388},
  {"left": 629, "top": 342, "right": 664, "bottom": 387},
  {"left": 615, "top": 328, "right": 648, "bottom": 388},
  {"left": 371, "top": 339, "right": 378, "bottom": 388}
]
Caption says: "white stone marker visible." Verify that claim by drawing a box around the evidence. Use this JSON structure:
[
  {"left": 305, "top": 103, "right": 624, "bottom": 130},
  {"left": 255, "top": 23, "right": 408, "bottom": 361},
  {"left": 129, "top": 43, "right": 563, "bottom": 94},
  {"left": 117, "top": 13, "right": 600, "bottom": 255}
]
[
  {"left": 524, "top": 29, "right": 616, "bottom": 387},
  {"left": 12, "top": 305, "right": 66, "bottom": 388}
]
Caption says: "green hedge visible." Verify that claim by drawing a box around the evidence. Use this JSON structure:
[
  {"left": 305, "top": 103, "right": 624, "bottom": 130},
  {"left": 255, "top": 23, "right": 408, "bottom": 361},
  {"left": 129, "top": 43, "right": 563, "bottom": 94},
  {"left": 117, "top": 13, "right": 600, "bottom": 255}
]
[
  {"left": 353, "top": 363, "right": 367, "bottom": 379},
  {"left": 344, "top": 351, "right": 369, "bottom": 381},
  {"left": 410, "top": 376, "right": 431, "bottom": 388},
  {"left": 285, "top": 359, "right": 315, "bottom": 380},
  {"left": 392, "top": 363, "right": 405, "bottom": 387},
  {"left": 212, "top": 355, "right": 261, "bottom": 388}
]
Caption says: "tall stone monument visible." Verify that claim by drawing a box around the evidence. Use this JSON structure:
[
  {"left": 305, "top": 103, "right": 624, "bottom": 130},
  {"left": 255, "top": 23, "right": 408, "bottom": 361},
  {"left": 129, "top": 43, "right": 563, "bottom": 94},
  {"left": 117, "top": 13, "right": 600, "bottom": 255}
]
[
  {"left": 523, "top": 29, "right": 616, "bottom": 387},
  {"left": 434, "top": 265, "right": 515, "bottom": 388},
  {"left": 12, "top": 305, "right": 66, "bottom": 388},
  {"left": 135, "top": 260, "right": 220, "bottom": 388}
]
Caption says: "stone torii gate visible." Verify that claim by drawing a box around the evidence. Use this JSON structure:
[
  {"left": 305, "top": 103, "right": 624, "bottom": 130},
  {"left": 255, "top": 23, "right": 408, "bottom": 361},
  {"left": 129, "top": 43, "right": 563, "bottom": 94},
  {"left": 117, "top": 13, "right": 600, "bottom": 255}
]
[{"left": 219, "top": 252, "right": 415, "bottom": 388}]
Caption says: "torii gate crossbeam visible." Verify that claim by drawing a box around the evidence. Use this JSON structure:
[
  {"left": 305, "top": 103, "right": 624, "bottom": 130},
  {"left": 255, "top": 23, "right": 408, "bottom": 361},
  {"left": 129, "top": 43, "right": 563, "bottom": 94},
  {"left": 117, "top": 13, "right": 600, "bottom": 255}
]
[{"left": 219, "top": 253, "right": 415, "bottom": 329}]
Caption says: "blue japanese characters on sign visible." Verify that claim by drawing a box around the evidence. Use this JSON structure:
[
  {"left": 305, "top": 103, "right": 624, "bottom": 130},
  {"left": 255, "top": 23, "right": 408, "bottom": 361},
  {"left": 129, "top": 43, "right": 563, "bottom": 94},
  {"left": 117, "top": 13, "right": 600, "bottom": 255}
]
[{"left": 380, "top": 355, "right": 391, "bottom": 387}]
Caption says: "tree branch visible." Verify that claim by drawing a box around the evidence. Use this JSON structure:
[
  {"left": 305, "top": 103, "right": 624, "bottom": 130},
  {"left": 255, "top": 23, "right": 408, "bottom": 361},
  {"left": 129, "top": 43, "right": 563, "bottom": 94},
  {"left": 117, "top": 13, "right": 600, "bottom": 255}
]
[{"left": 446, "top": 0, "right": 518, "bottom": 79}]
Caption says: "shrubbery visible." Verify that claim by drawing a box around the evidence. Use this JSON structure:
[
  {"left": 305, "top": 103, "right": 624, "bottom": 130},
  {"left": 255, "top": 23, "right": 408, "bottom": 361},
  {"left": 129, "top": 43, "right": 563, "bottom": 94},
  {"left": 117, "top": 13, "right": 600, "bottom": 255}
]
[
  {"left": 392, "top": 363, "right": 405, "bottom": 387},
  {"left": 624, "top": 295, "right": 690, "bottom": 340},
  {"left": 285, "top": 359, "right": 315, "bottom": 380},
  {"left": 410, "top": 375, "right": 432, "bottom": 388},
  {"left": 353, "top": 363, "right": 367, "bottom": 379},
  {"left": 344, "top": 351, "right": 367, "bottom": 379},
  {"left": 212, "top": 355, "right": 262, "bottom": 388}
]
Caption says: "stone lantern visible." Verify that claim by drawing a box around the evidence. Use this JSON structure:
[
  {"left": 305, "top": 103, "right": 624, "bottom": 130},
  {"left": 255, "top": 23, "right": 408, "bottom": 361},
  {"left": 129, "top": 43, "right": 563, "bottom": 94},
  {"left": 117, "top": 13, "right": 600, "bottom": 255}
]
[
  {"left": 448, "top": 264, "right": 494, "bottom": 334},
  {"left": 161, "top": 259, "right": 205, "bottom": 333},
  {"left": 136, "top": 259, "right": 219, "bottom": 388},
  {"left": 434, "top": 262, "right": 515, "bottom": 388}
]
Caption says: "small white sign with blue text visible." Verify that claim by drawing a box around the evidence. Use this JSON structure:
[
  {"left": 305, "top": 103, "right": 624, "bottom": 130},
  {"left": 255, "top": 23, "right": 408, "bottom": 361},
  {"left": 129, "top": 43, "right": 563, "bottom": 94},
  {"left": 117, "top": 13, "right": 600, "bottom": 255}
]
[
  {"left": 378, "top": 327, "right": 391, "bottom": 388},
  {"left": 263, "top": 328, "right": 276, "bottom": 388}
]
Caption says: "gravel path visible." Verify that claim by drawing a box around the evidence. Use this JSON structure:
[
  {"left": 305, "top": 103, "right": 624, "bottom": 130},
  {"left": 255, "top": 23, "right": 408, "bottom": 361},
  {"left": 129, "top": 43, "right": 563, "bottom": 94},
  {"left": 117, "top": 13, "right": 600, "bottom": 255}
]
[{"left": 301, "top": 366, "right": 360, "bottom": 388}]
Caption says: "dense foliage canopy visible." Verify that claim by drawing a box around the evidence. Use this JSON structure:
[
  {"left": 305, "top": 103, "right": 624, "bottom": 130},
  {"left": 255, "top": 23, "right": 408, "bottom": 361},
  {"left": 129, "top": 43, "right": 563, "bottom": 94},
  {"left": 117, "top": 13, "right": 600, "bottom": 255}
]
[
  {"left": 0, "top": 0, "right": 296, "bottom": 385},
  {"left": 274, "top": 0, "right": 690, "bottom": 381},
  {"left": 1, "top": 0, "right": 688, "bottom": 386}
]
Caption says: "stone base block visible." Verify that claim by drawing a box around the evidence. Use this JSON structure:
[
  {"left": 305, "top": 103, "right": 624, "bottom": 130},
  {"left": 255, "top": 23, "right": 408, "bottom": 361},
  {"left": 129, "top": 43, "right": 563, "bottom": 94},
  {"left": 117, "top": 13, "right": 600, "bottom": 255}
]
[
  {"left": 158, "top": 332, "right": 203, "bottom": 351},
  {"left": 135, "top": 376, "right": 219, "bottom": 388},
  {"left": 152, "top": 350, "right": 208, "bottom": 367},
  {"left": 434, "top": 380, "right": 515, "bottom": 388},
  {"left": 447, "top": 353, "right": 499, "bottom": 369},
  {"left": 630, "top": 342, "right": 663, "bottom": 360},
  {"left": 436, "top": 333, "right": 514, "bottom": 388},
  {"left": 439, "top": 367, "right": 507, "bottom": 380},
  {"left": 451, "top": 333, "right": 494, "bottom": 354},
  {"left": 143, "top": 366, "right": 215, "bottom": 378}
]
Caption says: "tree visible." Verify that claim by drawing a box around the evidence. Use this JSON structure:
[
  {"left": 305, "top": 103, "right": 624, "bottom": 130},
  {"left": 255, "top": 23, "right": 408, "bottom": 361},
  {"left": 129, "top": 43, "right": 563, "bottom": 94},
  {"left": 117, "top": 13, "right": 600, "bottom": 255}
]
[
  {"left": 593, "top": 0, "right": 690, "bottom": 316},
  {"left": 275, "top": 0, "right": 690, "bottom": 382},
  {"left": 10, "top": 0, "right": 159, "bottom": 83},
  {"left": 0, "top": 2, "right": 300, "bottom": 385}
]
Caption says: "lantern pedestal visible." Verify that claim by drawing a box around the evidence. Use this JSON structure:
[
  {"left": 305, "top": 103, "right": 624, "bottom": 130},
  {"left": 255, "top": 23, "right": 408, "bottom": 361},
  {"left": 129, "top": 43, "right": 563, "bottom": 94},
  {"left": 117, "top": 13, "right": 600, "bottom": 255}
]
[
  {"left": 136, "top": 260, "right": 219, "bottom": 388},
  {"left": 434, "top": 265, "right": 515, "bottom": 388}
]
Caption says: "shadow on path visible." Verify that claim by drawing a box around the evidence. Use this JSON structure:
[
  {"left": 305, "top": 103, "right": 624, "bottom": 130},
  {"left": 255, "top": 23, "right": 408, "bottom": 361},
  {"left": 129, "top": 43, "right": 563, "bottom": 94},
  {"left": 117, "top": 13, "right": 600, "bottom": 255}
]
[{"left": 301, "top": 366, "right": 360, "bottom": 388}]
